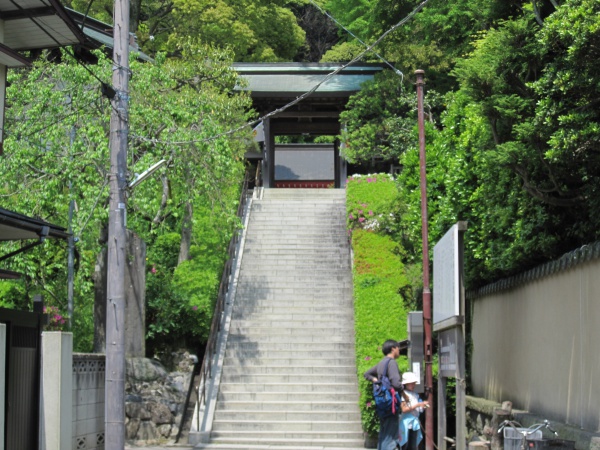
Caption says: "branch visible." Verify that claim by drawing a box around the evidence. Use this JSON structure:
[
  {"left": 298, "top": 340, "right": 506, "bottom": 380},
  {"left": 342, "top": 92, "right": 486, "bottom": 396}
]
[
  {"left": 152, "top": 173, "right": 170, "bottom": 225},
  {"left": 512, "top": 164, "right": 585, "bottom": 207},
  {"left": 531, "top": 0, "right": 544, "bottom": 26}
]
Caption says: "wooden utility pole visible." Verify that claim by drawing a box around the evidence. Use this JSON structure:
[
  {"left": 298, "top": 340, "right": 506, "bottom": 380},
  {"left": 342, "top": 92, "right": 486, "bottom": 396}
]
[
  {"left": 416, "top": 69, "right": 434, "bottom": 450},
  {"left": 106, "top": 0, "right": 130, "bottom": 446}
]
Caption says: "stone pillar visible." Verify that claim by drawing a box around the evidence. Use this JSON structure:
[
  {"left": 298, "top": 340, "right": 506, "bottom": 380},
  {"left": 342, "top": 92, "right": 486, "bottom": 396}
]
[
  {"left": 0, "top": 323, "right": 5, "bottom": 450},
  {"left": 40, "top": 332, "right": 73, "bottom": 450},
  {"left": 94, "top": 229, "right": 147, "bottom": 356}
]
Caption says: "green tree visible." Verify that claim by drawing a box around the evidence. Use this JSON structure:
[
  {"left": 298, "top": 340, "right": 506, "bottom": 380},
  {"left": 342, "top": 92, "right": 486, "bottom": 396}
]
[{"left": 0, "top": 42, "right": 253, "bottom": 351}]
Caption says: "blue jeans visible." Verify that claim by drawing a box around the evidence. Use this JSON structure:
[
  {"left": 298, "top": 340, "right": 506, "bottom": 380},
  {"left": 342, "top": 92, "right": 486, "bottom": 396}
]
[{"left": 378, "top": 414, "right": 400, "bottom": 450}]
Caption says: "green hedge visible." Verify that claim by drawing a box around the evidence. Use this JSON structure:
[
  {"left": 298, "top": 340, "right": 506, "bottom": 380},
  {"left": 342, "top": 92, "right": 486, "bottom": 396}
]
[{"left": 346, "top": 174, "right": 413, "bottom": 436}]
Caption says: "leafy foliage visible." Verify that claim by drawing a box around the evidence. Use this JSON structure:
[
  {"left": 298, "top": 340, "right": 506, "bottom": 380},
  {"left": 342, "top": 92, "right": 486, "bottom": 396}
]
[
  {"left": 340, "top": 0, "right": 600, "bottom": 288},
  {"left": 347, "top": 176, "right": 416, "bottom": 436},
  {"left": 0, "top": 43, "right": 252, "bottom": 351}
]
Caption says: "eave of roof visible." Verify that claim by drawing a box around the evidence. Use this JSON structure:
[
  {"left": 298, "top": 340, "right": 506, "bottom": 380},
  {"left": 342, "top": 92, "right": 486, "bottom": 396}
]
[
  {"left": 233, "top": 62, "right": 384, "bottom": 98},
  {"left": 65, "top": 8, "right": 154, "bottom": 62},
  {"left": 0, "top": 207, "right": 69, "bottom": 241},
  {"left": 0, "top": 0, "right": 85, "bottom": 52}
]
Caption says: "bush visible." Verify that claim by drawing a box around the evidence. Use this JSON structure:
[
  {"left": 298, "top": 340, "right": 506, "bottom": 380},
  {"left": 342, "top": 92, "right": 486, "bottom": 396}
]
[{"left": 347, "top": 175, "right": 416, "bottom": 436}]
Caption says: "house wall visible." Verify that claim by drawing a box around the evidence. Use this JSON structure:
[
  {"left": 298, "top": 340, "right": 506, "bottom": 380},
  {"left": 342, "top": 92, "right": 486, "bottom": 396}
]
[
  {"left": 72, "top": 353, "right": 105, "bottom": 450},
  {"left": 470, "top": 257, "right": 600, "bottom": 432}
]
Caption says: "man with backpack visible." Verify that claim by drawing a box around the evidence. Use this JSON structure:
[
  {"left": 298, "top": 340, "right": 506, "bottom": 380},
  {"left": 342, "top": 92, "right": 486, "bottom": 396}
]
[{"left": 364, "top": 339, "right": 410, "bottom": 450}]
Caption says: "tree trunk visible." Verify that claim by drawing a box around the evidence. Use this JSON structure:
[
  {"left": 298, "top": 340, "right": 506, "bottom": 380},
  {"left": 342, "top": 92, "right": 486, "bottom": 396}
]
[{"left": 178, "top": 200, "right": 193, "bottom": 264}]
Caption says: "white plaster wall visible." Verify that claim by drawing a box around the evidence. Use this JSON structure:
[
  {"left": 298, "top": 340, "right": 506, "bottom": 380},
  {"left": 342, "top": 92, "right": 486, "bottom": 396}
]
[{"left": 471, "top": 259, "right": 600, "bottom": 431}]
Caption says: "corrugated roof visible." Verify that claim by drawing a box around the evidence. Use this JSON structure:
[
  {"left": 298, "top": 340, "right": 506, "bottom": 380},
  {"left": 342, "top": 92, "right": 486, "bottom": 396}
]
[
  {"left": 0, "top": 207, "right": 69, "bottom": 241},
  {"left": 0, "top": 0, "right": 85, "bottom": 52},
  {"left": 66, "top": 8, "right": 154, "bottom": 62}
]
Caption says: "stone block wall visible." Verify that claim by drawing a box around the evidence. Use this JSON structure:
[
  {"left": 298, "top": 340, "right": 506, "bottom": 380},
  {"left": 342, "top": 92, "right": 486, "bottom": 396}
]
[
  {"left": 125, "top": 351, "right": 195, "bottom": 446},
  {"left": 72, "top": 354, "right": 105, "bottom": 450}
]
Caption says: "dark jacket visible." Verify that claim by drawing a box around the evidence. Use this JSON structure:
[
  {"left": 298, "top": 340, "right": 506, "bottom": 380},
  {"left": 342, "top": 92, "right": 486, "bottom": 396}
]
[{"left": 364, "top": 356, "right": 404, "bottom": 392}]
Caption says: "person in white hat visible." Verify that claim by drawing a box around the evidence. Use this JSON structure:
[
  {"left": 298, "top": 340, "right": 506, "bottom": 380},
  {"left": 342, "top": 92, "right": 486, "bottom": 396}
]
[{"left": 399, "top": 371, "right": 429, "bottom": 450}]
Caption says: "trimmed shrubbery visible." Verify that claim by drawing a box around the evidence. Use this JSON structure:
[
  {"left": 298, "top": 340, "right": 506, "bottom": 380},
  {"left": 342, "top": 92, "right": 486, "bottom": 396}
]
[{"left": 346, "top": 174, "right": 418, "bottom": 436}]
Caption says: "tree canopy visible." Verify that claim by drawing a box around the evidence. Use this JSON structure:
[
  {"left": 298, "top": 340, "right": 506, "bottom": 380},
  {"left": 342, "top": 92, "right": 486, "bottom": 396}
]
[{"left": 0, "top": 43, "right": 254, "bottom": 350}]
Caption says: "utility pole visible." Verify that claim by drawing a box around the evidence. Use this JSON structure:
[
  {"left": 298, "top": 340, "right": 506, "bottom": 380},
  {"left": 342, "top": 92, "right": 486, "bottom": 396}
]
[
  {"left": 415, "top": 69, "right": 434, "bottom": 450},
  {"left": 106, "top": 0, "right": 130, "bottom": 446}
]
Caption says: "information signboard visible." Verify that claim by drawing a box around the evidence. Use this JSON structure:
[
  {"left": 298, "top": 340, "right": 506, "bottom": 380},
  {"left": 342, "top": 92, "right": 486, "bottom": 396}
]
[
  {"left": 433, "top": 222, "right": 465, "bottom": 325},
  {"left": 439, "top": 328, "right": 460, "bottom": 378}
]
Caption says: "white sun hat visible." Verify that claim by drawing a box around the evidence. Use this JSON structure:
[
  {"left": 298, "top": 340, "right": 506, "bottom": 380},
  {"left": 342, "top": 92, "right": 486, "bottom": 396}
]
[{"left": 402, "top": 372, "right": 420, "bottom": 384}]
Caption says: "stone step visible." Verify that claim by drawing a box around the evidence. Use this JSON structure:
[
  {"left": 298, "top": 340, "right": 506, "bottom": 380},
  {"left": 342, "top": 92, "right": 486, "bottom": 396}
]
[
  {"left": 217, "top": 391, "right": 359, "bottom": 403},
  {"left": 233, "top": 290, "right": 352, "bottom": 298},
  {"left": 229, "top": 319, "right": 354, "bottom": 329},
  {"left": 248, "top": 218, "right": 345, "bottom": 223},
  {"left": 235, "top": 283, "right": 352, "bottom": 291},
  {"left": 226, "top": 333, "right": 354, "bottom": 343},
  {"left": 212, "top": 419, "right": 361, "bottom": 432},
  {"left": 244, "top": 236, "right": 348, "bottom": 243},
  {"left": 209, "top": 431, "right": 363, "bottom": 442},
  {"left": 219, "top": 373, "right": 357, "bottom": 384},
  {"left": 224, "top": 341, "right": 354, "bottom": 350},
  {"left": 232, "top": 297, "right": 353, "bottom": 306},
  {"left": 223, "top": 349, "right": 358, "bottom": 360},
  {"left": 237, "top": 272, "right": 351, "bottom": 280},
  {"left": 196, "top": 443, "right": 365, "bottom": 450},
  {"left": 218, "top": 366, "right": 356, "bottom": 376},
  {"left": 214, "top": 409, "right": 361, "bottom": 422},
  {"left": 231, "top": 305, "right": 354, "bottom": 315},
  {"left": 201, "top": 188, "right": 360, "bottom": 450},
  {"left": 220, "top": 357, "right": 356, "bottom": 367},
  {"left": 239, "top": 258, "right": 350, "bottom": 265},
  {"left": 219, "top": 382, "right": 357, "bottom": 394},
  {"left": 237, "top": 272, "right": 351, "bottom": 279},
  {"left": 227, "top": 328, "right": 354, "bottom": 338},
  {"left": 241, "top": 248, "right": 349, "bottom": 255},
  {"left": 242, "top": 246, "right": 348, "bottom": 253},
  {"left": 215, "top": 400, "right": 359, "bottom": 412},
  {"left": 234, "top": 287, "right": 352, "bottom": 295},
  {"left": 228, "top": 313, "right": 354, "bottom": 324}
]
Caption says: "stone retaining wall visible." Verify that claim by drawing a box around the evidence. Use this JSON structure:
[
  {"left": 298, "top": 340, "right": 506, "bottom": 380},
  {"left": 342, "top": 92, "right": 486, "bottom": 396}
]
[{"left": 125, "top": 351, "right": 195, "bottom": 446}]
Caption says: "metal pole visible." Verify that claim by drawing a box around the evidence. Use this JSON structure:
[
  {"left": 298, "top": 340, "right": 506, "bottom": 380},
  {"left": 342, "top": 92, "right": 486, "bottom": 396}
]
[
  {"left": 415, "top": 69, "right": 434, "bottom": 450},
  {"left": 67, "top": 125, "right": 75, "bottom": 330},
  {"left": 106, "top": 0, "right": 130, "bottom": 446}
]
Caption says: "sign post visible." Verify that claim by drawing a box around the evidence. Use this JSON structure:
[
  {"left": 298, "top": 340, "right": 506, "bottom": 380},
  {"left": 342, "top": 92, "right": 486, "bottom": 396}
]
[{"left": 433, "top": 222, "right": 467, "bottom": 450}]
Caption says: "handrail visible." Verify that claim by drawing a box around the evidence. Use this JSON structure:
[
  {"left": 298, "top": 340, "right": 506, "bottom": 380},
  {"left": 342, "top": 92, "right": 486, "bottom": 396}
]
[{"left": 189, "top": 170, "right": 250, "bottom": 433}]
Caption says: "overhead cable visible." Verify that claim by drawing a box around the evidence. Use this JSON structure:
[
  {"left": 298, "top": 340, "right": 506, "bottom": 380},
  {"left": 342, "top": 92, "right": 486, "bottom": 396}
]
[
  {"left": 306, "top": 0, "right": 404, "bottom": 80},
  {"left": 131, "top": 0, "right": 430, "bottom": 148}
]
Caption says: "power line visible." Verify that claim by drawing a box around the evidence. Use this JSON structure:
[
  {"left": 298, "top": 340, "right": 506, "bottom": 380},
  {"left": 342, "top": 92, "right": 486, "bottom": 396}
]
[
  {"left": 306, "top": 0, "right": 405, "bottom": 81},
  {"left": 131, "top": 0, "right": 430, "bottom": 148}
]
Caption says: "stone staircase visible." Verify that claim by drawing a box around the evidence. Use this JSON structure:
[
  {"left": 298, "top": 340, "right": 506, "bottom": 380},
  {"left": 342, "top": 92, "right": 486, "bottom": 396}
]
[{"left": 195, "top": 188, "right": 364, "bottom": 449}]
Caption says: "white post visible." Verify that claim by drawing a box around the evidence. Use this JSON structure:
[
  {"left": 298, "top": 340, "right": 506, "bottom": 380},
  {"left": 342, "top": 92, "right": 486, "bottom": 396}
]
[
  {"left": 0, "top": 323, "right": 6, "bottom": 450},
  {"left": 40, "top": 332, "right": 73, "bottom": 450}
]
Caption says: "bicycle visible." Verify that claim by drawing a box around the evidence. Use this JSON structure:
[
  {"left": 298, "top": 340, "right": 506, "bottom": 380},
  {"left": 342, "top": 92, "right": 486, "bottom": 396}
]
[{"left": 498, "top": 420, "right": 559, "bottom": 450}]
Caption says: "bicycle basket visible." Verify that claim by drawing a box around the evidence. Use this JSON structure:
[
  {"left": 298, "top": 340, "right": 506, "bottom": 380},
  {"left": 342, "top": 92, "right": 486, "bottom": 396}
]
[{"left": 503, "top": 428, "right": 543, "bottom": 450}]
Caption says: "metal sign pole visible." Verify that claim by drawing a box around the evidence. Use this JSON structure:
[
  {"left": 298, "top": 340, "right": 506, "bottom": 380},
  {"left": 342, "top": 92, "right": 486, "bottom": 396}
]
[{"left": 415, "top": 69, "right": 434, "bottom": 450}]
